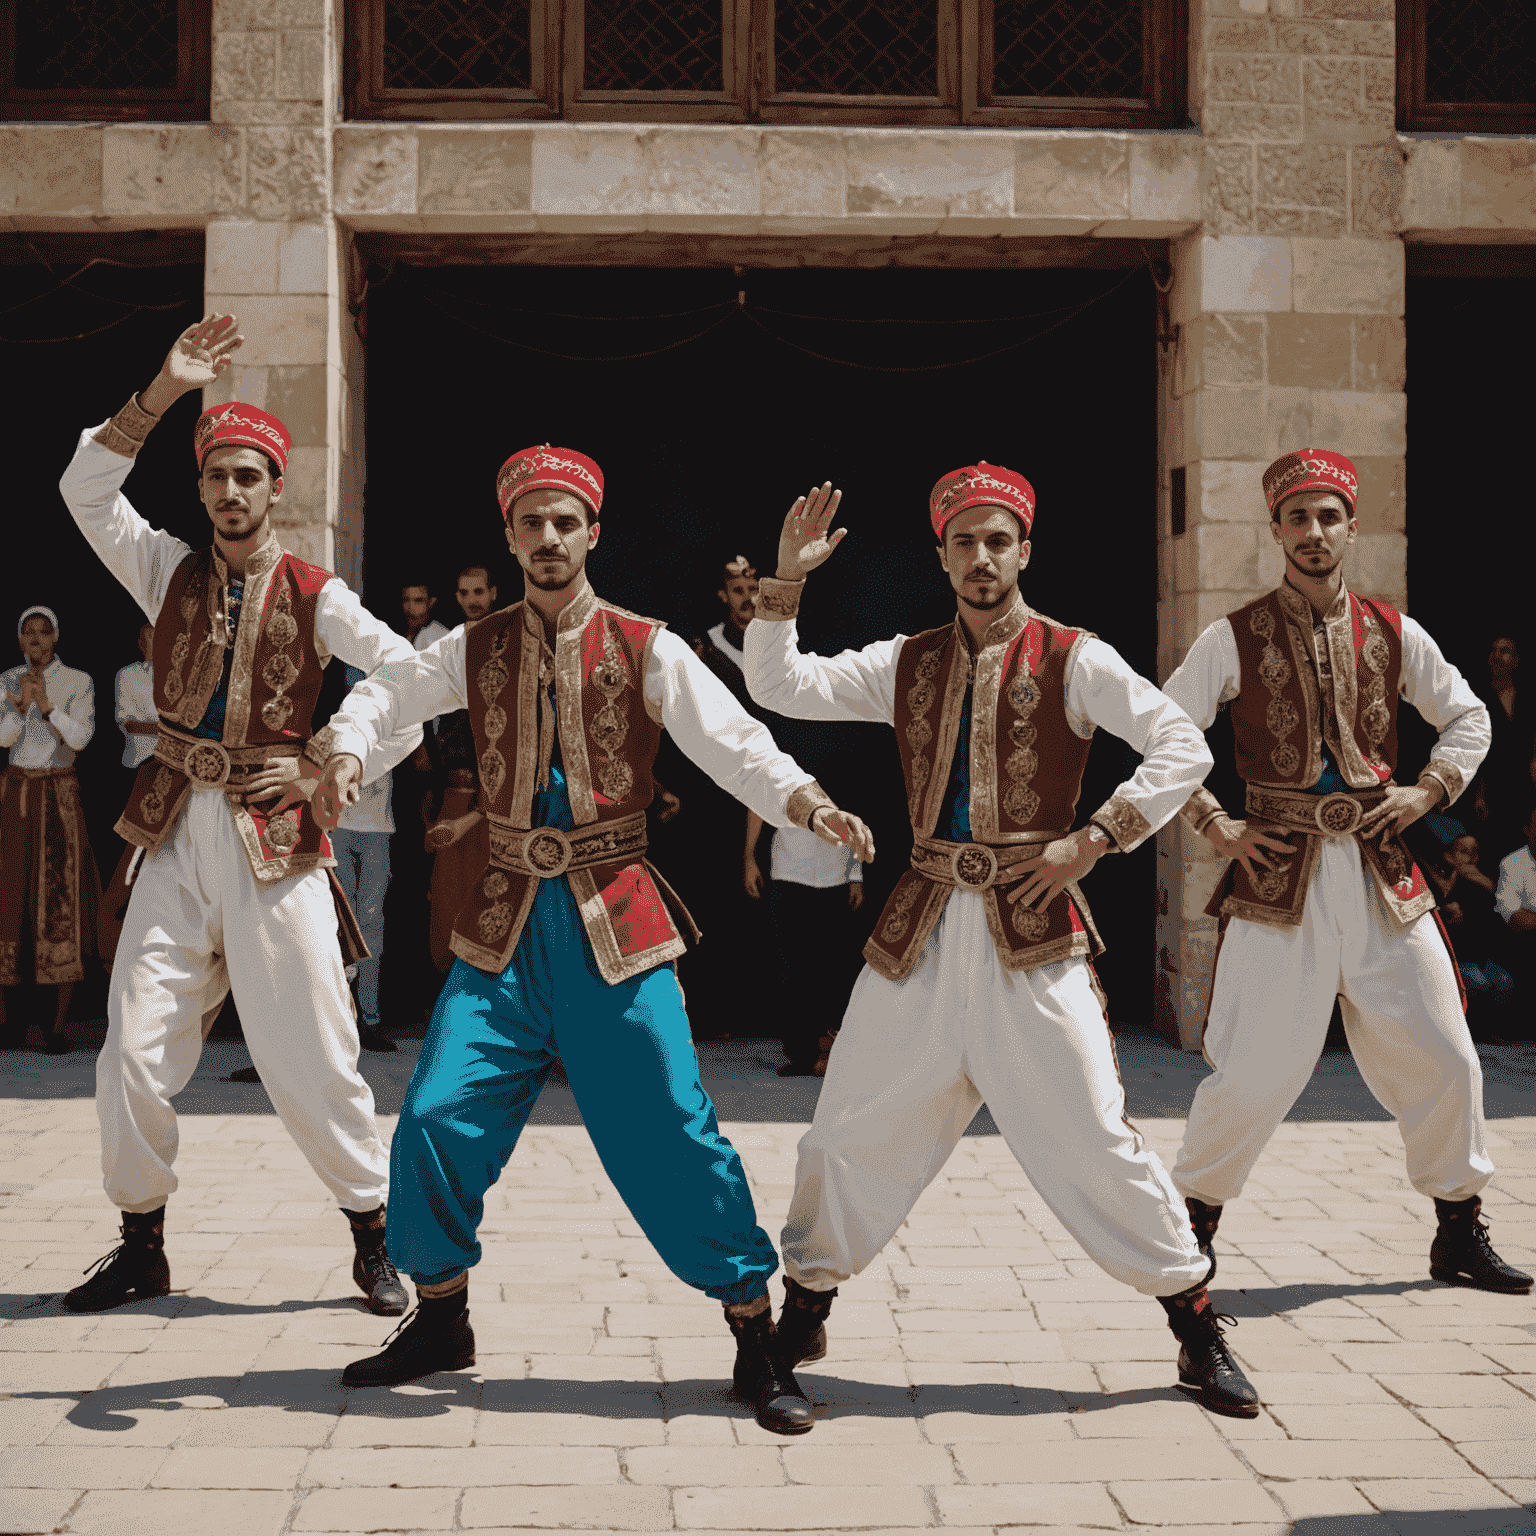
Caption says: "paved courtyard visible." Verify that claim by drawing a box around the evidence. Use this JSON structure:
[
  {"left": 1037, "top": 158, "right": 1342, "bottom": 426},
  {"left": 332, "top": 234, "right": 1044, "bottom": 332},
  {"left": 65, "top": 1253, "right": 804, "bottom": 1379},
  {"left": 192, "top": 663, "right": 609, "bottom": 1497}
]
[{"left": 2, "top": 1028, "right": 1533, "bottom": 1536}]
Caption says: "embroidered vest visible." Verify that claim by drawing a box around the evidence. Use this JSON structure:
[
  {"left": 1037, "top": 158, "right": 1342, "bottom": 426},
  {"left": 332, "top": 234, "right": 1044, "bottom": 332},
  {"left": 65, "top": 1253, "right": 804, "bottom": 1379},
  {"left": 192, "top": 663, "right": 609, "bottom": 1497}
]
[
  {"left": 864, "top": 604, "right": 1104, "bottom": 982},
  {"left": 449, "top": 590, "right": 698, "bottom": 983},
  {"left": 1208, "top": 584, "right": 1432, "bottom": 930},
  {"left": 1228, "top": 585, "right": 1402, "bottom": 790},
  {"left": 116, "top": 543, "right": 336, "bottom": 880}
]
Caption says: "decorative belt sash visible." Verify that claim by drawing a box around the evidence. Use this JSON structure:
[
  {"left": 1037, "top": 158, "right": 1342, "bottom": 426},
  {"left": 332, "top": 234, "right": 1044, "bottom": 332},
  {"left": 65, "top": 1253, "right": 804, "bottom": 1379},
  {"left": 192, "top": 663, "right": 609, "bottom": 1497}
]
[
  {"left": 910, "top": 829, "right": 1066, "bottom": 893},
  {"left": 486, "top": 810, "right": 648, "bottom": 880},
  {"left": 154, "top": 725, "right": 301, "bottom": 793},
  {"left": 1244, "top": 783, "right": 1389, "bottom": 839}
]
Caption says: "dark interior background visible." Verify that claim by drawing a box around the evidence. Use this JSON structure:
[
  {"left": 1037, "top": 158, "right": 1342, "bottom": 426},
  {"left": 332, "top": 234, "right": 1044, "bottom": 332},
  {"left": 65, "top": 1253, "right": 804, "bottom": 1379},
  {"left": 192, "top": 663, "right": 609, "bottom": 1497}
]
[{"left": 363, "top": 261, "right": 1161, "bottom": 1019}]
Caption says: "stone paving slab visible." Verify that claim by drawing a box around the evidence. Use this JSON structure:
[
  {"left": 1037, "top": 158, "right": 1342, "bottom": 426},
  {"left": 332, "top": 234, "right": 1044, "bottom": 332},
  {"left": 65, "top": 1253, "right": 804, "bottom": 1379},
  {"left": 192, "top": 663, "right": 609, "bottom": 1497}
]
[{"left": 1, "top": 1033, "right": 1533, "bottom": 1534}]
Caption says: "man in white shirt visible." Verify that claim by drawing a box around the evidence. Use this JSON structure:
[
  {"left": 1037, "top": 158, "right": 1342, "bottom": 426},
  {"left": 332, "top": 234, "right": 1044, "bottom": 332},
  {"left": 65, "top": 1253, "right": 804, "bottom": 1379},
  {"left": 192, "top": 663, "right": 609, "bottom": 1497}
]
[
  {"left": 1495, "top": 804, "right": 1536, "bottom": 1030},
  {"left": 115, "top": 623, "right": 157, "bottom": 773},
  {"left": 56, "top": 314, "right": 420, "bottom": 1319},
  {"left": 1161, "top": 448, "right": 1527, "bottom": 1296},
  {"left": 745, "top": 468, "right": 1258, "bottom": 1419},
  {"left": 313, "top": 445, "right": 874, "bottom": 1435},
  {"left": 1, "top": 605, "right": 100, "bottom": 1054}
]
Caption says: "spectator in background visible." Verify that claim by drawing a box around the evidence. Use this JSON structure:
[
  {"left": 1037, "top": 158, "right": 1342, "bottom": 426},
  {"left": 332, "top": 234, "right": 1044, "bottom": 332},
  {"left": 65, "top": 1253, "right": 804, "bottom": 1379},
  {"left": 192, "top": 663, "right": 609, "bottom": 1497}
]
[
  {"left": 695, "top": 554, "right": 759, "bottom": 685},
  {"left": 402, "top": 581, "right": 448, "bottom": 652},
  {"left": 744, "top": 805, "right": 863, "bottom": 1076},
  {"left": 1495, "top": 804, "right": 1536, "bottom": 1034},
  {"left": 1428, "top": 833, "right": 1516, "bottom": 1037},
  {"left": 332, "top": 662, "right": 397, "bottom": 1053},
  {"left": 1471, "top": 636, "right": 1534, "bottom": 860},
  {"left": 1, "top": 606, "right": 100, "bottom": 1053},
  {"left": 115, "top": 622, "right": 157, "bottom": 778},
  {"left": 423, "top": 565, "right": 497, "bottom": 973}
]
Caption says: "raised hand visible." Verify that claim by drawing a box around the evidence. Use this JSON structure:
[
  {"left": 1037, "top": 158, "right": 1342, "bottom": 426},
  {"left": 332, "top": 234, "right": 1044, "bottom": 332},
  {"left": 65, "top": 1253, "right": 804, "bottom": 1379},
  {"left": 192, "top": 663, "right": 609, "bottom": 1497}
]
[
  {"left": 141, "top": 314, "right": 245, "bottom": 415},
  {"left": 775, "top": 482, "right": 846, "bottom": 582}
]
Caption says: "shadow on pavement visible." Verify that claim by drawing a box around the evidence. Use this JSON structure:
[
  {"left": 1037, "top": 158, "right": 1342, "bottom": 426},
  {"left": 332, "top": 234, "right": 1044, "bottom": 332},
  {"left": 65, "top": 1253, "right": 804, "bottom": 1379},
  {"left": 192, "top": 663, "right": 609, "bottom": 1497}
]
[{"left": 3, "top": 1029, "right": 1533, "bottom": 1125}]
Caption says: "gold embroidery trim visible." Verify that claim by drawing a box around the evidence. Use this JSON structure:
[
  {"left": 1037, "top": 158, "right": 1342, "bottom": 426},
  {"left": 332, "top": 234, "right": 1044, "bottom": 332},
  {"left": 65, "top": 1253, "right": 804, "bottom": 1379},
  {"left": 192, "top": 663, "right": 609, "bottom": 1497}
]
[
  {"left": 1420, "top": 758, "right": 1464, "bottom": 806},
  {"left": 755, "top": 578, "right": 802, "bottom": 620},
  {"left": 1249, "top": 603, "right": 1301, "bottom": 779},
  {"left": 589, "top": 617, "right": 634, "bottom": 806},
  {"left": 92, "top": 394, "right": 160, "bottom": 459},
  {"left": 904, "top": 641, "right": 947, "bottom": 826},
  {"left": 476, "top": 622, "right": 512, "bottom": 807},
  {"left": 785, "top": 781, "right": 835, "bottom": 831},
  {"left": 1180, "top": 785, "right": 1225, "bottom": 834},
  {"left": 303, "top": 726, "right": 335, "bottom": 768},
  {"left": 1090, "top": 794, "right": 1151, "bottom": 853},
  {"left": 220, "top": 542, "right": 283, "bottom": 746}
]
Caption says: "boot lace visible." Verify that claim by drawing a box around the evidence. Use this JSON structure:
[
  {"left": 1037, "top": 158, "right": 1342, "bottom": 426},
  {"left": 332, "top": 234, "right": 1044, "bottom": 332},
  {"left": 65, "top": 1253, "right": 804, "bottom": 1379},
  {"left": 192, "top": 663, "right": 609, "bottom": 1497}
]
[{"left": 80, "top": 1244, "right": 126, "bottom": 1279}]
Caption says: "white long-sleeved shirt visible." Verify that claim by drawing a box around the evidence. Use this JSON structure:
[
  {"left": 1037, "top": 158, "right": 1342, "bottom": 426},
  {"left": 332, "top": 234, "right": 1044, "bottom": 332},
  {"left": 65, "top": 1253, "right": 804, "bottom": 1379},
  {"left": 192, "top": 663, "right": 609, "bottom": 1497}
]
[
  {"left": 742, "top": 602, "right": 1213, "bottom": 853},
  {"left": 1162, "top": 606, "right": 1490, "bottom": 805},
  {"left": 114, "top": 658, "right": 156, "bottom": 768},
  {"left": 1495, "top": 846, "right": 1536, "bottom": 925},
  {"left": 326, "top": 601, "right": 818, "bottom": 830},
  {"left": 0, "top": 658, "right": 94, "bottom": 769},
  {"left": 59, "top": 427, "right": 422, "bottom": 784}
]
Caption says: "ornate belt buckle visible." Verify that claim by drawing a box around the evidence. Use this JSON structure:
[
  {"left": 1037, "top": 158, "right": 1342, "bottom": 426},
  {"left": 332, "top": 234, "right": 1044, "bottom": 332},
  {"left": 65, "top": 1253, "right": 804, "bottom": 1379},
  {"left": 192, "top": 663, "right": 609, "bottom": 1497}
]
[
  {"left": 521, "top": 826, "right": 573, "bottom": 878},
  {"left": 950, "top": 842, "right": 999, "bottom": 892},
  {"left": 184, "top": 741, "right": 231, "bottom": 788},
  {"left": 1313, "top": 793, "right": 1363, "bottom": 838}
]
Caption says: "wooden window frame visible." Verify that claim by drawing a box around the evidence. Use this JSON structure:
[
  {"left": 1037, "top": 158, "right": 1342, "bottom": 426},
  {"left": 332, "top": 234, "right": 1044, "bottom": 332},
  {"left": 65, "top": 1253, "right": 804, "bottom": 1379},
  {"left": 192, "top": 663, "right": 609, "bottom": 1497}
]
[
  {"left": 345, "top": 0, "right": 561, "bottom": 121},
  {"left": 0, "top": 0, "right": 210, "bottom": 122},
  {"left": 1396, "top": 0, "right": 1536, "bottom": 135},
  {"left": 969, "top": 0, "right": 1186, "bottom": 129},
  {"left": 347, "top": 0, "right": 1185, "bottom": 128}
]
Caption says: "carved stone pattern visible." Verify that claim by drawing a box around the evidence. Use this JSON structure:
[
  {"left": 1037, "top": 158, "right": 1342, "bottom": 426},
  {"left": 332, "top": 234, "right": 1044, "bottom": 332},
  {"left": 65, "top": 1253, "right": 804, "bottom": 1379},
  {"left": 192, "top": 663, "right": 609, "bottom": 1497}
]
[
  {"left": 905, "top": 646, "right": 946, "bottom": 822},
  {"left": 260, "top": 588, "right": 304, "bottom": 734},
  {"left": 477, "top": 627, "right": 511, "bottom": 806},
  {"left": 880, "top": 878, "right": 922, "bottom": 944}
]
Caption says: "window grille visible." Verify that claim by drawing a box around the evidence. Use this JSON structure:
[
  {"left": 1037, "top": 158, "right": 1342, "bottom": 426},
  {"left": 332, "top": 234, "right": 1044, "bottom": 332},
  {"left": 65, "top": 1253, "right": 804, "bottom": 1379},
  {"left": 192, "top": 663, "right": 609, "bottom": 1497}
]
[
  {"left": 1, "top": 0, "right": 209, "bottom": 120},
  {"left": 381, "top": 0, "right": 532, "bottom": 91},
  {"left": 1398, "top": 0, "right": 1535, "bottom": 132},
  {"left": 347, "top": 0, "right": 1184, "bottom": 127}
]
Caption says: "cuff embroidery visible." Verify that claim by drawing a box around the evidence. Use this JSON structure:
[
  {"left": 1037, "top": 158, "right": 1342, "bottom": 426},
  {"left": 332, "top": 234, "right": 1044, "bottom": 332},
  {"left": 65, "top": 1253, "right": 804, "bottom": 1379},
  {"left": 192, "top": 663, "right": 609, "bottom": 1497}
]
[
  {"left": 303, "top": 726, "right": 337, "bottom": 768},
  {"left": 1091, "top": 793, "right": 1152, "bottom": 852},
  {"left": 92, "top": 394, "right": 161, "bottom": 459},
  {"left": 1180, "top": 786, "right": 1225, "bottom": 835},
  {"left": 756, "top": 577, "right": 803, "bottom": 621},
  {"left": 785, "top": 780, "right": 836, "bottom": 830},
  {"left": 1420, "top": 760, "right": 1463, "bottom": 806}
]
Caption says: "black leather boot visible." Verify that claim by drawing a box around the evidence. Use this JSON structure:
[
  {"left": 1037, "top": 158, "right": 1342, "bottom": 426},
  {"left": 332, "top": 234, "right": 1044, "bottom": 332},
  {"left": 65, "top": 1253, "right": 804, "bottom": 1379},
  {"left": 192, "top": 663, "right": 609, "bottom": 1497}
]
[
  {"left": 725, "top": 1300, "right": 815, "bottom": 1435},
  {"left": 63, "top": 1207, "right": 171, "bottom": 1312},
  {"left": 776, "top": 1276, "right": 836, "bottom": 1368},
  {"left": 1159, "top": 1284, "right": 1260, "bottom": 1419},
  {"left": 342, "top": 1287, "right": 475, "bottom": 1387},
  {"left": 345, "top": 1207, "right": 409, "bottom": 1316},
  {"left": 1185, "top": 1197, "right": 1223, "bottom": 1279},
  {"left": 1430, "top": 1196, "right": 1532, "bottom": 1294}
]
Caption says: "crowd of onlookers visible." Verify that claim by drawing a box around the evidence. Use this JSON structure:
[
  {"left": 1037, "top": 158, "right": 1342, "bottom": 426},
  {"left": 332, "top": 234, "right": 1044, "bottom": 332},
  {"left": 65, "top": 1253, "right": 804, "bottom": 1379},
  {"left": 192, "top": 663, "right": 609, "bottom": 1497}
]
[{"left": 4, "top": 588, "right": 1533, "bottom": 1060}]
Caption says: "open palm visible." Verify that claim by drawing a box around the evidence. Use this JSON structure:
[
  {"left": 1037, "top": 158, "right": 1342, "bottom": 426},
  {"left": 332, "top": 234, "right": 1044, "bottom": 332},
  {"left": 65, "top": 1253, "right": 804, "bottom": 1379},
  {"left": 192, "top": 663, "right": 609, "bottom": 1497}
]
[
  {"left": 163, "top": 314, "right": 244, "bottom": 392},
  {"left": 776, "top": 481, "right": 847, "bottom": 581}
]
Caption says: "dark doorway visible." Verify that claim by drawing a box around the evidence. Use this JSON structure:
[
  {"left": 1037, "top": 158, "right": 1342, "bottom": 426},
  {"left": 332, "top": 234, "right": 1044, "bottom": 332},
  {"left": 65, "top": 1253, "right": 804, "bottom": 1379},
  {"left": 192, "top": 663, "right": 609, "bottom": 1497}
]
[
  {"left": 364, "top": 261, "right": 1162, "bottom": 1025},
  {"left": 1405, "top": 266, "right": 1536, "bottom": 882},
  {"left": 3, "top": 237, "right": 205, "bottom": 1026}
]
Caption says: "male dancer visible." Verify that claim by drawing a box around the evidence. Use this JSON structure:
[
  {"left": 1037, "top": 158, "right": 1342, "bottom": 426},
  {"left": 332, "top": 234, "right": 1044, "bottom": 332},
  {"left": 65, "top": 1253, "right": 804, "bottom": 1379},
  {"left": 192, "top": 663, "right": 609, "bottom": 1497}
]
[
  {"left": 313, "top": 446, "right": 874, "bottom": 1433},
  {"left": 1161, "top": 449, "right": 1528, "bottom": 1294},
  {"left": 746, "top": 470, "right": 1261, "bottom": 1418},
  {"left": 57, "top": 314, "right": 420, "bottom": 1316},
  {"left": 1, "top": 606, "right": 100, "bottom": 1053}
]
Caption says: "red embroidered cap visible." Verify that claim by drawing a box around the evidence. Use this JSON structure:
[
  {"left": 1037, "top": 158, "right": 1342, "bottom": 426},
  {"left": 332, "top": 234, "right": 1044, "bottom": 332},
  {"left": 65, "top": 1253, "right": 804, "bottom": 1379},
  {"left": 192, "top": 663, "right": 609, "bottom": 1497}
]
[
  {"left": 194, "top": 402, "right": 291, "bottom": 474},
  {"left": 497, "top": 445, "right": 604, "bottom": 520},
  {"left": 1263, "top": 448, "right": 1358, "bottom": 515},
  {"left": 929, "top": 462, "right": 1035, "bottom": 539}
]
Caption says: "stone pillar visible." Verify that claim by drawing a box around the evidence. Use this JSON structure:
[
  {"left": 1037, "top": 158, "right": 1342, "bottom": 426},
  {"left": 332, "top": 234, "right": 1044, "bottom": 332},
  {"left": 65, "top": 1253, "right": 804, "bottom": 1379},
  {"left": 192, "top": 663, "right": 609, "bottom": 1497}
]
[
  {"left": 1154, "top": 0, "right": 1407, "bottom": 1048},
  {"left": 201, "top": 0, "right": 364, "bottom": 584}
]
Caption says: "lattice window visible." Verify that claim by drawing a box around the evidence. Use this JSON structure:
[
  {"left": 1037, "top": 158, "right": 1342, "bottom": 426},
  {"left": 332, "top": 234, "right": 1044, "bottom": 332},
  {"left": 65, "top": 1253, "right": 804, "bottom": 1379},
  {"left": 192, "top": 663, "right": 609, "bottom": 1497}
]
[
  {"left": 774, "top": 0, "right": 939, "bottom": 96},
  {"left": 583, "top": 0, "right": 724, "bottom": 92},
  {"left": 13, "top": 0, "right": 179, "bottom": 89},
  {"left": 1422, "top": 0, "right": 1534, "bottom": 104},
  {"left": 993, "top": 0, "right": 1142, "bottom": 98},
  {"left": 382, "top": 0, "right": 531, "bottom": 90}
]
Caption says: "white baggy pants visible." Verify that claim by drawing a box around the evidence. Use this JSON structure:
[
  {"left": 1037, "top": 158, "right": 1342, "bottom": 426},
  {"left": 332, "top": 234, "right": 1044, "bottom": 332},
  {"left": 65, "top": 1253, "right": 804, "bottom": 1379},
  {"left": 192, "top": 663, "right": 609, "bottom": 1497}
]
[
  {"left": 782, "top": 890, "right": 1208, "bottom": 1298},
  {"left": 1173, "top": 835, "right": 1493, "bottom": 1207},
  {"left": 97, "top": 784, "right": 391, "bottom": 1214}
]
